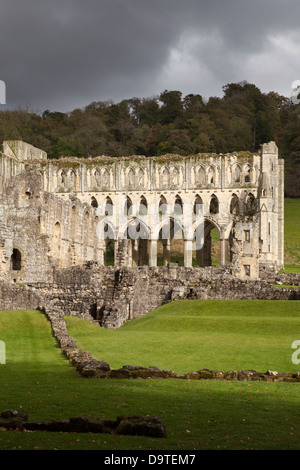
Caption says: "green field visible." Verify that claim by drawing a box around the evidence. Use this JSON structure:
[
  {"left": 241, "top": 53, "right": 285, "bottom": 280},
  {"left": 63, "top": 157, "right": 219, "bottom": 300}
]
[
  {"left": 66, "top": 300, "right": 300, "bottom": 373},
  {"left": 0, "top": 304, "right": 300, "bottom": 451}
]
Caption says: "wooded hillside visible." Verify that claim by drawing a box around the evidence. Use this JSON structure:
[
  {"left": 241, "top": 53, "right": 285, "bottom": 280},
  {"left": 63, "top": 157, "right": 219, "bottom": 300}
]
[{"left": 1, "top": 81, "right": 299, "bottom": 197}]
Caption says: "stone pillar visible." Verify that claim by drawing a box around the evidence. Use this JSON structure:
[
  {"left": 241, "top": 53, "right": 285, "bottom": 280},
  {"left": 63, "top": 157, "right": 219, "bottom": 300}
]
[
  {"left": 184, "top": 239, "right": 193, "bottom": 267},
  {"left": 132, "top": 239, "right": 139, "bottom": 267},
  {"left": 196, "top": 247, "right": 205, "bottom": 267},
  {"left": 149, "top": 239, "right": 157, "bottom": 267},
  {"left": 204, "top": 234, "right": 212, "bottom": 266},
  {"left": 163, "top": 239, "right": 171, "bottom": 266},
  {"left": 220, "top": 239, "right": 229, "bottom": 265}
]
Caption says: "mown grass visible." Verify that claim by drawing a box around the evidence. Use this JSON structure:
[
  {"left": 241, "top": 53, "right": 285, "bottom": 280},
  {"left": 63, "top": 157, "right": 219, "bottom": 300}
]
[
  {"left": 1, "top": 308, "right": 300, "bottom": 450},
  {"left": 66, "top": 300, "right": 300, "bottom": 374}
]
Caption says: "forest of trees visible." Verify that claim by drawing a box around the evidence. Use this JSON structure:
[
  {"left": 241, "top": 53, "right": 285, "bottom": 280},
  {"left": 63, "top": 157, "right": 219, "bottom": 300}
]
[{"left": 0, "top": 81, "right": 299, "bottom": 197}]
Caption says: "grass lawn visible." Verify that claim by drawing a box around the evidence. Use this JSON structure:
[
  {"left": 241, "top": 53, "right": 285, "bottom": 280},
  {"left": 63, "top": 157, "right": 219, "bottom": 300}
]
[
  {"left": 66, "top": 299, "right": 300, "bottom": 374},
  {"left": 1, "top": 306, "right": 300, "bottom": 450}
]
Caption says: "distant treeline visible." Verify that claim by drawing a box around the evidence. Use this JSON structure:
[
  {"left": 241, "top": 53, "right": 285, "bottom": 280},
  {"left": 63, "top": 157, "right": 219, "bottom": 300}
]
[{"left": 0, "top": 81, "right": 299, "bottom": 197}]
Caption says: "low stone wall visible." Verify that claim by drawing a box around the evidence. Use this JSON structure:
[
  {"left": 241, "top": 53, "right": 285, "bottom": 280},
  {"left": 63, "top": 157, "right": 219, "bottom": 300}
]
[
  {"left": 0, "top": 409, "right": 166, "bottom": 437},
  {"left": 41, "top": 300, "right": 300, "bottom": 383}
]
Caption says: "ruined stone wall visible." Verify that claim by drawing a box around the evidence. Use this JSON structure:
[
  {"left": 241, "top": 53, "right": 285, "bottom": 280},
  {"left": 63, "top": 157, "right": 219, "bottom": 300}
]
[
  {"left": 0, "top": 165, "right": 103, "bottom": 283},
  {"left": 15, "top": 263, "right": 298, "bottom": 330},
  {"left": 0, "top": 140, "right": 285, "bottom": 286}
]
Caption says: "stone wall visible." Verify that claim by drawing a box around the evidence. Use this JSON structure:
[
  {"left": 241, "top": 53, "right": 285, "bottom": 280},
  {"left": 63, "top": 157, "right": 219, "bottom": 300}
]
[{"left": 19, "top": 263, "right": 300, "bottom": 330}]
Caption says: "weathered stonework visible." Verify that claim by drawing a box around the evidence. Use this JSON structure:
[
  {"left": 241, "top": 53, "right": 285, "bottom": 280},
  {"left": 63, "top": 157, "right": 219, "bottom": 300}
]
[{"left": 0, "top": 139, "right": 284, "bottom": 286}]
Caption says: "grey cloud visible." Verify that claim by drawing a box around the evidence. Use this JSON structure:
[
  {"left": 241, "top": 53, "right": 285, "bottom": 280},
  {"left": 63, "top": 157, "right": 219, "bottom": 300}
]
[{"left": 0, "top": 0, "right": 299, "bottom": 111}]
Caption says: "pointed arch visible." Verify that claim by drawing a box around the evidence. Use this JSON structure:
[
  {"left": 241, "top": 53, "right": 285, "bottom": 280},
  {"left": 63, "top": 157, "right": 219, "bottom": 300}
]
[
  {"left": 139, "top": 195, "right": 148, "bottom": 215},
  {"left": 230, "top": 194, "right": 240, "bottom": 215},
  {"left": 197, "top": 165, "right": 206, "bottom": 185},
  {"left": 174, "top": 194, "right": 183, "bottom": 215},
  {"left": 194, "top": 194, "right": 203, "bottom": 215},
  {"left": 159, "top": 195, "right": 168, "bottom": 215},
  {"left": 136, "top": 167, "right": 144, "bottom": 187},
  {"left": 209, "top": 194, "right": 219, "bottom": 214},
  {"left": 245, "top": 193, "right": 257, "bottom": 216},
  {"left": 232, "top": 164, "right": 241, "bottom": 183},
  {"left": 161, "top": 166, "right": 170, "bottom": 188},
  {"left": 91, "top": 196, "right": 98, "bottom": 208},
  {"left": 105, "top": 196, "right": 113, "bottom": 216},
  {"left": 125, "top": 196, "right": 133, "bottom": 216},
  {"left": 243, "top": 164, "right": 252, "bottom": 183},
  {"left": 127, "top": 167, "right": 135, "bottom": 188},
  {"left": 207, "top": 165, "right": 215, "bottom": 184}
]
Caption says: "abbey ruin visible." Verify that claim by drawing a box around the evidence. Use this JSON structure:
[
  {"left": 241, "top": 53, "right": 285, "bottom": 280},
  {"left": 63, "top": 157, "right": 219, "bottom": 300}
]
[{"left": 0, "top": 139, "right": 296, "bottom": 331}]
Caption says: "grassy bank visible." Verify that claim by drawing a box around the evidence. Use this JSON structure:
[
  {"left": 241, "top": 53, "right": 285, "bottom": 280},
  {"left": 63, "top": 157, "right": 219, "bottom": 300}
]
[{"left": 1, "top": 307, "right": 300, "bottom": 450}]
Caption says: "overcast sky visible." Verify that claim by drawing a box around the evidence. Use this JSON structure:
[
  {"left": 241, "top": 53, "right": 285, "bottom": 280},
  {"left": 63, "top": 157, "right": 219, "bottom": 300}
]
[{"left": 0, "top": 0, "right": 299, "bottom": 112}]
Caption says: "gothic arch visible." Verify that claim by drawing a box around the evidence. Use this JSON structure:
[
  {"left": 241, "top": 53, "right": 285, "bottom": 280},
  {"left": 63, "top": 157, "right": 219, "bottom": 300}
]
[
  {"left": 197, "top": 165, "right": 206, "bottom": 186},
  {"left": 68, "top": 169, "right": 76, "bottom": 189},
  {"left": 232, "top": 164, "right": 242, "bottom": 183},
  {"left": 136, "top": 167, "right": 145, "bottom": 188},
  {"left": 244, "top": 193, "right": 257, "bottom": 216},
  {"left": 91, "top": 196, "right": 98, "bottom": 208},
  {"left": 161, "top": 166, "right": 170, "bottom": 188},
  {"left": 139, "top": 195, "right": 148, "bottom": 215},
  {"left": 230, "top": 194, "right": 240, "bottom": 215},
  {"left": 105, "top": 196, "right": 113, "bottom": 216},
  {"left": 243, "top": 164, "right": 252, "bottom": 183},
  {"left": 194, "top": 194, "right": 203, "bottom": 215},
  {"left": 209, "top": 194, "right": 219, "bottom": 214},
  {"left": 207, "top": 165, "right": 215, "bottom": 184},
  {"left": 101, "top": 168, "right": 110, "bottom": 188},
  {"left": 127, "top": 167, "right": 135, "bottom": 188}
]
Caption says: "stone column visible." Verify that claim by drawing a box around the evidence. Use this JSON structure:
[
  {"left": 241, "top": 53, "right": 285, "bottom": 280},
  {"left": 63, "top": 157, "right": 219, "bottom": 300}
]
[
  {"left": 196, "top": 247, "right": 205, "bottom": 267},
  {"left": 184, "top": 239, "right": 193, "bottom": 267},
  {"left": 162, "top": 239, "right": 171, "bottom": 266},
  {"left": 149, "top": 239, "right": 157, "bottom": 267},
  {"left": 132, "top": 239, "right": 139, "bottom": 266},
  {"left": 204, "top": 233, "right": 212, "bottom": 266},
  {"left": 220, "top": 239, "right": 229, "bottom": 265}
]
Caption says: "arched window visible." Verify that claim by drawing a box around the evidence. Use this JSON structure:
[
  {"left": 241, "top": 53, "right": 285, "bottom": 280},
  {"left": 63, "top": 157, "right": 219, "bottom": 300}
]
[
  {"left": 209, "top": 195, "right": 219, "bottom": 214},
  {"left": 171, "top": 167, "right": 179, "bottom": 186},
  {"left": 125, "top": 196, "right": 133, "bottom": 216},
  {"left": 230, "top": 194, "right": 240, "bottom": 215},
  {"left": 11, "top": 248, "right": 21, "bottom": 271},
  {"left": 105, "top": 196, "right": 113, "bottom": 216},
  {"left": 69, "top": 170, "right": 76, "bottom": 188},
  {"left": 245, "top": 193, "right": 256, "bottom": 216},
  {"left": 128, "top": 168, "right": 135, "bottom": 187},
  {"left": 91, "top": 196, "right": 98, "bottom": 208},
  {"left": 59, "top": 170, "right": 66, "bottom": 188},
  {"left": 174, "top": 195, "right": 183, "bottom": 215},
  {"left": 233, "top": 165, "right": 241, "bottom": 183},
  {"left": 162, "top": 167, "right": 170, "bottom": 188},
  {"left": 244, "top": 165, "right": 251, "bottom": 183},
  {"left": 194, "top": 195, "right": 203, "bottom": 215},
  {"left": 137, "top": 168, "right": 144, "bottom": 187},
  {"left": 197, "top": 166, "right": 206, "bottom": 185},
  {"left": 139, "top": 196, "right": 148, "bottom": 215},
  {"left": 93, "top": 168, "right": 101, "bottom": 187},
  {"left": 207, "top": 166, "right": 215, "bottom": 184},
  {"left": 159, "top": 195, "right": 168, "bottom": 215}
]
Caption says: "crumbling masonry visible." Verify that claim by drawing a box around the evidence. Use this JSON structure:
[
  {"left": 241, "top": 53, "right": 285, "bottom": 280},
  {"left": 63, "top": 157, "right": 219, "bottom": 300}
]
[{"left": 0, "top": 139, "right": 293, "bottom": 330}]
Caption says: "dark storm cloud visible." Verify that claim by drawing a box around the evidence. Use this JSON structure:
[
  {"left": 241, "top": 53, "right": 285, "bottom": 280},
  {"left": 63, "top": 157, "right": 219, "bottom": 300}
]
[{"left": 0, "top": 0, "right": 299, "bottom": 111}]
